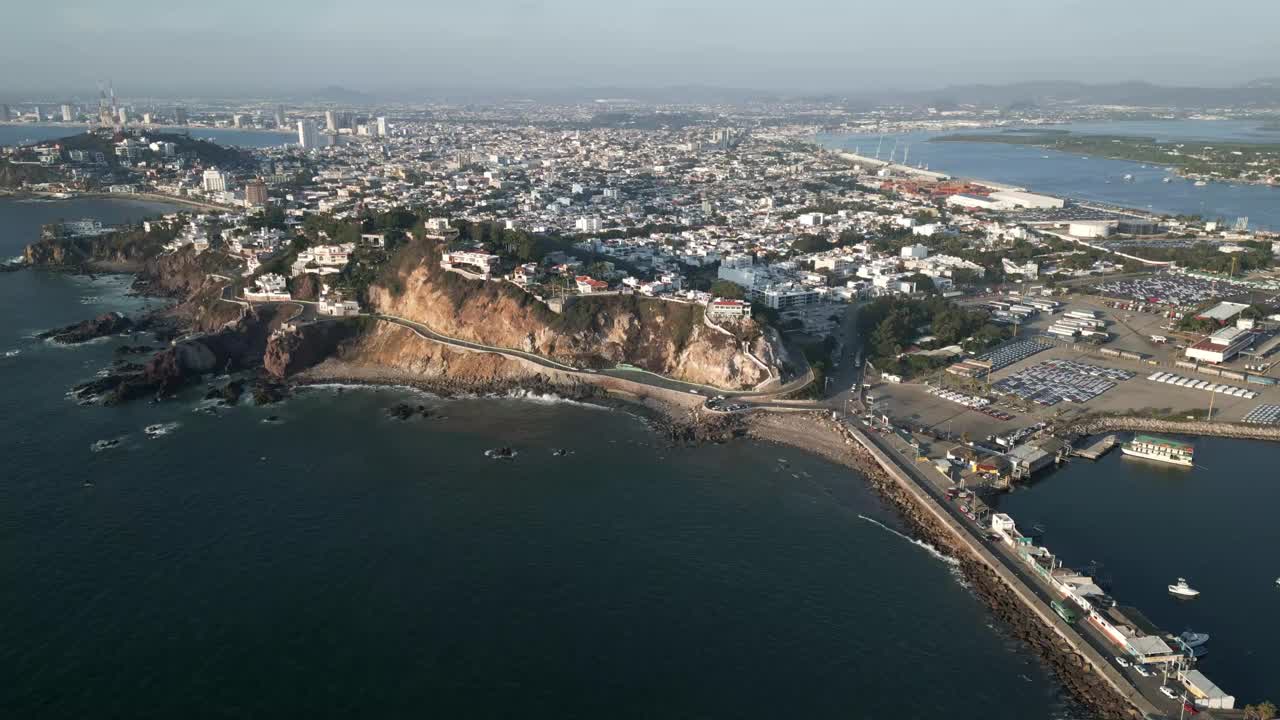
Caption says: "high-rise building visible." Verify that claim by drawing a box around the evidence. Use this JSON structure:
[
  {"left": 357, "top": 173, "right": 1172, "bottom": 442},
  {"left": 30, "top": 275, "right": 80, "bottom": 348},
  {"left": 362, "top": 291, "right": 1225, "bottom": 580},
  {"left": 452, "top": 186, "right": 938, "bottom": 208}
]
[
  {"left": 33, "top": 106, "right": 43, "bottom": 122},
  {"left": 61, "top": 104, "right": 74, "bottom": 122},
  {"left": 233, "top": 113, "right": 245, "bottom": 129},
  {"left": 142, "top": 112, "right": 153, "bottom": 125},
  {"left": 202, "top": 169, "right": 229, "bottom": 193},
  {"left": 118, "top": 107, "right": 128, "bottom": 125},
  {"left": 244, "top": 180, "right": 268, "bottom": 208},
  {"left": 174, "top": 106, "right": 188, "bottom": 125},
  {"left": 376, "top": 116, "right": 388, "bottom": 137},
  {"left": 297, "top": 119, "right": 319, "bottom": 149},
  {"left": 0, "top": 104, "right": 9, "bottom": 121},
  {"left": 324, "top": 110, "right": 336, "bottom": 132},
  {"left": 274, "top": 105, "right": 285, "bottom": 128}
]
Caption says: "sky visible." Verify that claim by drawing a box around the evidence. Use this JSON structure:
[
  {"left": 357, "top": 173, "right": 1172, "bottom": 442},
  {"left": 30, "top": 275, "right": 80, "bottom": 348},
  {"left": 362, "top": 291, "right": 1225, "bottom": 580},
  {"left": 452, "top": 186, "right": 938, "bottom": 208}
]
[{"left": 2, "top": 0, "right": 1278, "bottom": 97}]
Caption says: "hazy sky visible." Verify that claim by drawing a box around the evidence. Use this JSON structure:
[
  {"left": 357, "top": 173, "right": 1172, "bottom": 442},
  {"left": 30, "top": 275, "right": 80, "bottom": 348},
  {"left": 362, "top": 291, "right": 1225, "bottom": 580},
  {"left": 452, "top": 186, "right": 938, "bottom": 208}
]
[{"left": 2, "top": 0, "right": 1278, "bottom": 96}]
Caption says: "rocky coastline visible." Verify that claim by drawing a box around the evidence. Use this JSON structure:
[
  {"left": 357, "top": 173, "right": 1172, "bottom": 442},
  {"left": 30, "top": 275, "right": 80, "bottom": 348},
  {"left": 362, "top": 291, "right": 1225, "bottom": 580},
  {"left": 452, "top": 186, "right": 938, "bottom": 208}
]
[{"left": 747, "top": 413, "right": 1138, "bottom": 720}]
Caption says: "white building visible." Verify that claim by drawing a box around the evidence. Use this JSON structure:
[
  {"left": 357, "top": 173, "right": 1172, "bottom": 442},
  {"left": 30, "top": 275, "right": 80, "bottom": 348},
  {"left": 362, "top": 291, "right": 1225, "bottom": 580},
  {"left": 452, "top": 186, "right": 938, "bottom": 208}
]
[
  {"left": 244, "top": 273, "right": 291, "bottom": 302},
  {"left": 441, "top": 251, "right": 501, "bottom": 277},
  {"left": 297, "top": 119, "right": 320, "bottom": 150},
  {"left": 575, "top": 217, "right": 602, "bottom": 233},
  {"left": 1068, "top": 221, "right": 1117, "bottom": 239},
  {"left": 1185, "top": 325, "right": 1253, "bottom": 364},
  {"left": 900, "top": 243, "right": 929, "bottom": 260},
  {"left": 706, "top": 298, "right": 751, "bottom": 322},
  {"left": 202, "top": 169, "right": 229, "bottom": 193},
  {"left": 376, "top": 116, "right": 388, "bottom": 137},
  {"left": 797, "top": 212, "right": 825, "bottom": 227},
  {"left": 988, "top": 190, "right": 1065, "bottom": 209}
]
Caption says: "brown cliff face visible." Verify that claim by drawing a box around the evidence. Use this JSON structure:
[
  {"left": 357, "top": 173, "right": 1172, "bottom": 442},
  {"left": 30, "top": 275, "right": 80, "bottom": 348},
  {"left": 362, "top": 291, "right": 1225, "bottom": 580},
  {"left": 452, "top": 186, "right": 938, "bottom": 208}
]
[
  {"left": 366, "top": 241, "right": 781, "bottom": 390},
  {"left": 263, "top": 318, "right": 366, "bottom": 380}
]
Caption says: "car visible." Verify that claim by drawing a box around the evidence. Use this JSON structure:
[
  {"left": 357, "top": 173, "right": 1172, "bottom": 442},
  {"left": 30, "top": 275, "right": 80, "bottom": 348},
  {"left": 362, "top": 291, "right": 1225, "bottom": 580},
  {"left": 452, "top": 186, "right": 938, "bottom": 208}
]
[
  {"left": 1182, "top": 702, "right": 1200, "bottom": 715},
  {"left": 1159, "top": 686, "right": 1178, "bottom": 700},
  {"left": 1114, "top": 656, "right": 1130, "bottom": 668},
  {"left": 1133, "top": 664, "right": 1151, "bottom": 678}
]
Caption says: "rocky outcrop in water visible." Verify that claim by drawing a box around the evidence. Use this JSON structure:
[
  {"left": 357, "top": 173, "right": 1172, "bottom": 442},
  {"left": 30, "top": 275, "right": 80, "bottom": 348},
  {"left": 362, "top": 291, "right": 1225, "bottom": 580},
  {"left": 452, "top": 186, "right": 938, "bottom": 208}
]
[
  {"left": 71, "top": 305, "right": 287, "bottom": 405},
  {"left": 263, "top": 318, "right": 366, "bottom": 380},
  {"left": 39, "top": 312, "right": 134, "bottom": 344}
]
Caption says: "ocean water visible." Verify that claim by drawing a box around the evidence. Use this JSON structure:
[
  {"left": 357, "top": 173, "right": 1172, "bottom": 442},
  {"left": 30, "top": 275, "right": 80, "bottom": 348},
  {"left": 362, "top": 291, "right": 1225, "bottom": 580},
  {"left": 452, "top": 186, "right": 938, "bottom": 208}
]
[
  {"left": 994, "top": 440, "right": 1280, "bottom": 704},
  {"left": 817, "top": 119, "right": 1280, "bottom": 229},
  {"left": 0, "top": 197, "right": 1077, "bottom": 717}
]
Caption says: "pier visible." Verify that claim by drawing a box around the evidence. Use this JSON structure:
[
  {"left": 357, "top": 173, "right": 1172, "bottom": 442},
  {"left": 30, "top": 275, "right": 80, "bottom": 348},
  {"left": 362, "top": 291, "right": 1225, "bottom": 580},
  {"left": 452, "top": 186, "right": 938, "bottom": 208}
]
[{"left": 1073, "top": 434, "right": 1119, "bottom": 460}]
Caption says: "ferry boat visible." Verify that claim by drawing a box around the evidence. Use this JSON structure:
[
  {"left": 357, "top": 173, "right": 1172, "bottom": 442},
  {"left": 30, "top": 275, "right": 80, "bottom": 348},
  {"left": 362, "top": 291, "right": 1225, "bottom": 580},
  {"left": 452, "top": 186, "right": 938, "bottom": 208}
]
[
  {"left": 1051, "top": 600, "right": 1078, "bottom": 624},
  {"left": 1121, "top": 435, "right": 1194, "bottom": 467}
]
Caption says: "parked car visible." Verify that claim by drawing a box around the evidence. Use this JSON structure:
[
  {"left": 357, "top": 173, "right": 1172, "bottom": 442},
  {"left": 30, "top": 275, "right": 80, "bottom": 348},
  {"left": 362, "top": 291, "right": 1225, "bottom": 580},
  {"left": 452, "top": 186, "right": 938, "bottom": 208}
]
[
  {"left": 1133, "top": 664, "right": 1151, "bottom": 678},
  {"left": 1115, "top": 656, "right": 1130, "bottom": 668},
  {"left": 1159, "top": 686, "right": 1178, "bottom": 700}
]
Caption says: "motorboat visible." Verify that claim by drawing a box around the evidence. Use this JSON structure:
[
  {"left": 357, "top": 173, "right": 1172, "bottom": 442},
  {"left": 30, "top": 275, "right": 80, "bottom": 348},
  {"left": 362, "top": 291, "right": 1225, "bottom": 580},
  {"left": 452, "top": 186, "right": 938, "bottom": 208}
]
[
  {"left": 1169, "top": 578, "right": 1200, "bottom": 598},
  {"left": 1179, "top": 630, "right": 1210, "bottom": 648}
]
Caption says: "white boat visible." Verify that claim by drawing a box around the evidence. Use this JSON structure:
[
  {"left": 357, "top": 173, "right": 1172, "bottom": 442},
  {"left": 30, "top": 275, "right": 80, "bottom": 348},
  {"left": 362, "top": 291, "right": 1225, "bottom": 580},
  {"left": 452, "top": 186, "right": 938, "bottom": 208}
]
[
  {"left": 1122, "top": 435, "right": 1194, "bottom": 467},
  {"left": 1194, "top": 180, "right": 1208, "bottom": 187},
  {"left": 1179, "top": 630, "right": 1210, "bottom": 648},
  {"left": 1169, "top": 578, "right": 1200, "bottom": 598}
]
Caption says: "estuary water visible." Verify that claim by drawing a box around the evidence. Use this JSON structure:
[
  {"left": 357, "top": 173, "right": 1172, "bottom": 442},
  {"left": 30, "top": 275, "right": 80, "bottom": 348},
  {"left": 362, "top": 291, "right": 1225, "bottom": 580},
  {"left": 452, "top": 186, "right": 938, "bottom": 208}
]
[
  {"left": 817, "top": 119, "right": 1280, "bottom": 229},
  {"left": 0, "top": 197, "right": 1078, "bottom": 717}
]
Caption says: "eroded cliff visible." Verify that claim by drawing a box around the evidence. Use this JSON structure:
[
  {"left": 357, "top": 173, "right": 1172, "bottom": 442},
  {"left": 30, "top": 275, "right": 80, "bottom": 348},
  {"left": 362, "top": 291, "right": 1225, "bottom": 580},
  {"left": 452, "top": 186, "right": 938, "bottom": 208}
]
[{"left": 365, "top": 240, "right": 782, "bottom": 390}]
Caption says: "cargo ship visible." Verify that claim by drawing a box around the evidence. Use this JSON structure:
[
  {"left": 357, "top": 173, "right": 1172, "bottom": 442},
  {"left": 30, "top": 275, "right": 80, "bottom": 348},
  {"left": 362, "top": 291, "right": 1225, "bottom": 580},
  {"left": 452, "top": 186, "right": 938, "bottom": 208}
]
[{"left": 1121, "top": 435, "right": 1194, "bottom": 467}]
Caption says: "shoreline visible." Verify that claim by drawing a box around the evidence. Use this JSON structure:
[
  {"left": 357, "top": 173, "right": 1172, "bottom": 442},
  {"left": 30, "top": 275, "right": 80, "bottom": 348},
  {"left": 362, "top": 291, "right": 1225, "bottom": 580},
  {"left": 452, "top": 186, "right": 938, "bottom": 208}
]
[
  {"left": 0, "top": 188, "right": 233, "bottom": 212},
  {"left": 745, "top": 412, "right": 1140, "bottom": 719}
]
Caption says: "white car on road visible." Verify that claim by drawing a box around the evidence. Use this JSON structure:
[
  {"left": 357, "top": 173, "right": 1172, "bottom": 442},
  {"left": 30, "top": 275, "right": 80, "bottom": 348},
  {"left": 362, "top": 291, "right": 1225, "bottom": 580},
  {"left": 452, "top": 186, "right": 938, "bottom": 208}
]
[
  {"left": 1133, "top": 664, "right": 1151, "bottom": 678},
  {"left": 1160, "top": 686, "right": 1178, "bottom": 700},
  {"left": 1115, "top": 656, "right": 1130, "bottom": 668}
]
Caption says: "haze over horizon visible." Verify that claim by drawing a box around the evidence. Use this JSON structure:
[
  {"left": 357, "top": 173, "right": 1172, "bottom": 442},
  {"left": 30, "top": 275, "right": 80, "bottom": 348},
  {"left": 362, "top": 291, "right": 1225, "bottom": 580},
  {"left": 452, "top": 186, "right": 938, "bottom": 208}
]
[{"left": 2, "top": 0, "right": 1278, "bottom": 98}]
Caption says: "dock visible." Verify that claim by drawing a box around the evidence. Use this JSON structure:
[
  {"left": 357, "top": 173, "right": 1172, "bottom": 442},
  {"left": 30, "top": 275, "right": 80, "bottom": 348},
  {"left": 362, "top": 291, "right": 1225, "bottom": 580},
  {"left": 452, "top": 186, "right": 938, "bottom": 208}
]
[{"left": 1073, "top": 434, "right": 1119, "bottom": 460}]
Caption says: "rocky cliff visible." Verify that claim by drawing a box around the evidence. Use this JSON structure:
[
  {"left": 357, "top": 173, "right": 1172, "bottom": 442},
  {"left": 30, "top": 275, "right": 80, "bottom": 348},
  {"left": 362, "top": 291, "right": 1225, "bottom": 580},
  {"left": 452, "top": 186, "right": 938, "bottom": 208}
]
[{"left": 366, "top": 240, "right": 783, "bottom": 390}]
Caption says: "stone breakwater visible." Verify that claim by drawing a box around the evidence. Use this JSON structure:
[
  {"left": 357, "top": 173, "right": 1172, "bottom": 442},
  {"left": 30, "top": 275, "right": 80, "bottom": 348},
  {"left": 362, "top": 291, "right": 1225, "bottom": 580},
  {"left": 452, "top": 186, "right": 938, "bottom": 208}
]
[
  {"left": 1065, "top": 415, "right": 1280, "bottom": 442},
  {"left": 748, "top": 413, "right": 1140, "bottom": 720}
]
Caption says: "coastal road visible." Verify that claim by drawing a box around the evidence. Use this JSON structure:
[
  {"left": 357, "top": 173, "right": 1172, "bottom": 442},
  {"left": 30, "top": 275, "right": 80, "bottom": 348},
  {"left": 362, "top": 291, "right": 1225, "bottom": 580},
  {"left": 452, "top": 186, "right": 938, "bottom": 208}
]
[{"left": 863, "top": 425, "right": 1189, "bottom": 719}]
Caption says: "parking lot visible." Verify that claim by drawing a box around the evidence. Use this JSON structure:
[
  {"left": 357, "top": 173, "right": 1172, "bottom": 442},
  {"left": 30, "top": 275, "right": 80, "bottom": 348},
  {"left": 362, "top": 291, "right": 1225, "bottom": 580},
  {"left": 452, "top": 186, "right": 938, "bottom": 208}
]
[
  {"left": 980, "top": 337, "right": 1053, "bottom": 372},
  {"left": 1241, "top": 404, "right": 1280, "bottom": 425},
  {"left": 993, "top": 359, "right": 1136, "bottom": 406}
]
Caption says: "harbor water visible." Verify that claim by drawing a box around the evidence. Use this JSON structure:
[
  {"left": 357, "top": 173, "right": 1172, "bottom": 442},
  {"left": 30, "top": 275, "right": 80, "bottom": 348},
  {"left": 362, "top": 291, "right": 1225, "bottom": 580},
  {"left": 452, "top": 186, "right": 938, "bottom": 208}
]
[
  {"left": 994, "top": 439, "right": 1280, "bottom": 703},
  {"left": 1, "top": 196, "right": 1077, "bottom": 717},
  {"left": 817, "top": 119, "right": 1280, "bottom": 230}
]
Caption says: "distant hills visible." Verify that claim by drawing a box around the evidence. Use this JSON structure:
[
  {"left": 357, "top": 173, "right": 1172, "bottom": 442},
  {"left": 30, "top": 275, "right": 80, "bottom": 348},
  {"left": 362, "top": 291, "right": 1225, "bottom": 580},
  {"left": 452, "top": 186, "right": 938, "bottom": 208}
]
[{"left": 881, "top": 80, "right": 1280, "bottom": 109}]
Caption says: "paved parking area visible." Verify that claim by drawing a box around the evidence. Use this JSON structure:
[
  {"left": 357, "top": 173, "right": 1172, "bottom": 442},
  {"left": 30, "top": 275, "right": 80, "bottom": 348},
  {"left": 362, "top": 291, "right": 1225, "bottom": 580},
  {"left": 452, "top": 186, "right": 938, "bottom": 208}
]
[
  {"left": 1240, "top": 404, "right": 1280, "bottom": 424},
  {"left": 993, "top": 359, "right": 1136, "bottom": 407}
]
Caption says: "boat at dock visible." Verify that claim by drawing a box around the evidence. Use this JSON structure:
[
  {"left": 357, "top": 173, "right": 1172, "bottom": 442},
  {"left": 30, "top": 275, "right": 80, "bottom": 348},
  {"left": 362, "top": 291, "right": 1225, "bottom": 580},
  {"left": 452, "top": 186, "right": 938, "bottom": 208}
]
[
  {"left": 1121, "top": 435, "right": 1194, "bottom": 467},
  {"left": 1169, "top": 578, "right": 1201, "bottom": 598},
  {"left": 1179, "top": 630, "right": 1210, "bottom": 648}
]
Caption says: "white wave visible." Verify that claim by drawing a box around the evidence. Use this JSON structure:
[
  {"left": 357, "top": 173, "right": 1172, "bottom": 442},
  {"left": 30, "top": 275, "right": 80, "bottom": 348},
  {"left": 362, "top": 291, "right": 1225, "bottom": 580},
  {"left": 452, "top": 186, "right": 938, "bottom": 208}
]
[
  {"left": 301, "top": 382, "right": 443, "bottom": 400},
  {"left": 857, "top": 514, "right": 961, "bottom": 567},
  {"left": 144, "top": 422, "right": 180, "bottom": 438},
  {"left": 495, "top": 389, "right": 608, "bottom": 409},
  {"left": 3, "top": 349, "right": 19, "bottom": 358}
]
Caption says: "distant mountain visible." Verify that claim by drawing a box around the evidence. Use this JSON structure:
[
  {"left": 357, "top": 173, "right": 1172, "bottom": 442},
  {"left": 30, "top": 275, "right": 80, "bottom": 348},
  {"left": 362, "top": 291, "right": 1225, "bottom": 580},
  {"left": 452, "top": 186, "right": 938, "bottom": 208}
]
[
  {"left": 883, "top": 80, "right": 1280, "bottom": 109},
  {"left": 300, "top": 85, "right": 377, "bottom": 103}
]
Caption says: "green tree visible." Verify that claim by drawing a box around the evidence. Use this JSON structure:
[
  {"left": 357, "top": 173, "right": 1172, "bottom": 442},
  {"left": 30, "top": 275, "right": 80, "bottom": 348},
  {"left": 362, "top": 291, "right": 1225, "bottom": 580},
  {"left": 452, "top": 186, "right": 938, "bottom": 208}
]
[{"left": 710, "top": 280, "right": 745, "bottom": 299}]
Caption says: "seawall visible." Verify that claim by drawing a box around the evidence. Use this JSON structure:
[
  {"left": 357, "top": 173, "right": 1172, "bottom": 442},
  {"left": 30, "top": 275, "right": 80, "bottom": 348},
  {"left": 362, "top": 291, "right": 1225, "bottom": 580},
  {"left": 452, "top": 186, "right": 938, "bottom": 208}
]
[{"left": 748, "top": 413, "right": 1154, "bottom": 719}]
